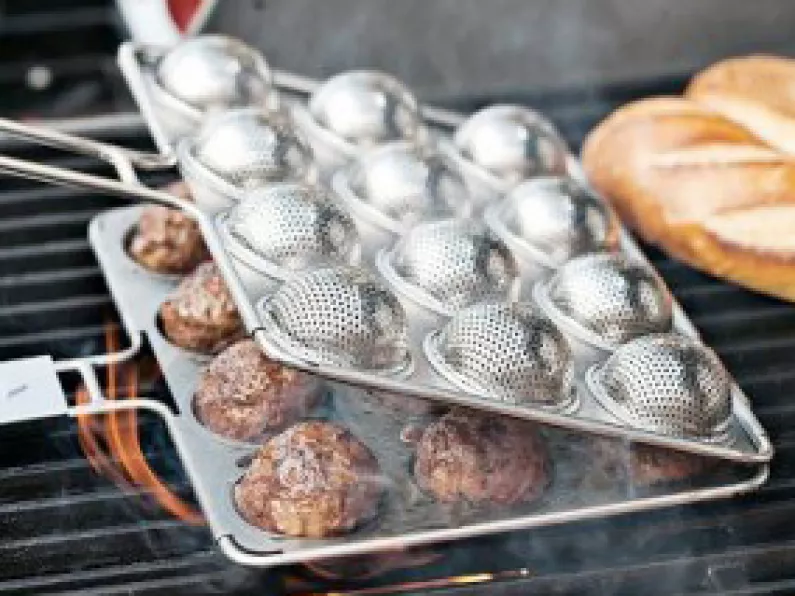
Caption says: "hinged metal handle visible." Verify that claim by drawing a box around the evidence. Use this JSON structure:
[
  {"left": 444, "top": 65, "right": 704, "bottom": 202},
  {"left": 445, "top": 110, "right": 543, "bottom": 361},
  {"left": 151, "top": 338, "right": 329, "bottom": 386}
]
[
  {"left": 0, "top": 117, "right": 173, "bottom": 185},
  {"left": 0, "top": 118, "right": 260, "bottom": 333},
  {"left": 0, "top": 356, "right": 169, "bottom": 426}
]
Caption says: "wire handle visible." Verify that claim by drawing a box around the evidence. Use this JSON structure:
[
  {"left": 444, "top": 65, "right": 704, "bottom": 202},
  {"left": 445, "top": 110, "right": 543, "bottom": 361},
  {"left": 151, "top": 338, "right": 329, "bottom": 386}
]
[
  {"left": 0, "top": 117, "right": 173, "bottom": 184},
  {"left": 0, "top": 118, "right": 260, "bottom": 332}
]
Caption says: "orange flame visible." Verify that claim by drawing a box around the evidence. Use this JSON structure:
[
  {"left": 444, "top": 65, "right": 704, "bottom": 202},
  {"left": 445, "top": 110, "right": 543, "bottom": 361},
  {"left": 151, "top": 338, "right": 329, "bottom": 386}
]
[
  {"left": 77, "top": 324, "right": 526, "bottom": 591},
  {"left": 315, "top": 572, "right": 509, "bottom": 596},
  {"left": 75, "top": 323, "right": 204, "bottom": 525},
  {"left": 302, "top": 550, "right": 442, "bottom": 583}
]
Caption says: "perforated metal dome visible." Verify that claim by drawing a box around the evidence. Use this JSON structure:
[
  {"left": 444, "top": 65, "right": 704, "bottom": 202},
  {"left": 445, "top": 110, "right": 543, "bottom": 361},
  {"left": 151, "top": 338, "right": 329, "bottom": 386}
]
[
  {"left": 591, "top": 333, "right": 733, "bottom": 443},
  {"left": 225, "top": 183, "right": 359, "bottom": 276},
  {"left": 346, "top": 142, "right": 471, "bottom": 227},
  {"left": 454, "top": 104, "right": 569, "bottom": 184},
  {"left": 187, "top": 108, "right": 314, "bottom": 190},
  {"left": 425, "top": 302, "right": 576, "bottom": 409},
  {"left": 491, "top": 176, "right": 615, "bottom": 267},
  {"left": 544, "top": 253, "right": 672, "bottom": 346},
  {"left": 309, "top": 71, "right": 422, "bottom": 146},
  {"left": 156, "top": 35, "right": 274, "bottom": 112},
  {"left": 384, "top": 220, "right": 518, "bottom": 313},
  {"left": 259, "top": 266, "right": 411, "bottom": 374}
]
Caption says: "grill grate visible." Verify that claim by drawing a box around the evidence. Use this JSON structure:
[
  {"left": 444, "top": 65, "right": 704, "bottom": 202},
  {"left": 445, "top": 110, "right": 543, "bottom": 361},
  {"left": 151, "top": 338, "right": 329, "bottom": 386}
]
[
  {"left": 0, "top": 79, "right": 795, "bottom": 595},
  {"left": 0, "top": 0, "right": 128, "bottom": 118}
]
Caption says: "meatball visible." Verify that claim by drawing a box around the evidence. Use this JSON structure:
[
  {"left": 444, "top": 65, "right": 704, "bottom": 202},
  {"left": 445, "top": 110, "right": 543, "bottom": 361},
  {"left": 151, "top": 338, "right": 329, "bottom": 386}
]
[
  {"left": 194, "top": 339, "right": 320, "bottom": 441},
  {"left": 629, "top": 445, "right": 711, "bottom": 486},
  {"left": 235, "top": 422, "right": 382, "bottom": 537},
  {"left": 128, "top": 181, "right": 209, "bottom": 274},
  {"left": 589, "top": 439, "right": 711, "bottom": 487},
  {"left": 414, "top": 408, "right": 549, "bottom": 505},
  {"left": 159, "top": 261, "right": 244, "bottom": 353}
]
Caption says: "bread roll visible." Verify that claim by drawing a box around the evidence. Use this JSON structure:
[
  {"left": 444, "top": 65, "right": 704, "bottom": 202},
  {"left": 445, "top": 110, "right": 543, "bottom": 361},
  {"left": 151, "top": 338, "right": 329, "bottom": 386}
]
[
  {"left": 582, "top": 86, "right": 795, "bottom": 301},
  {"left": 686, "top": 57, "right": 795, "bottom": 155},
  {"left": 687, "top": 55, "right": 795, "bottom": 118}
]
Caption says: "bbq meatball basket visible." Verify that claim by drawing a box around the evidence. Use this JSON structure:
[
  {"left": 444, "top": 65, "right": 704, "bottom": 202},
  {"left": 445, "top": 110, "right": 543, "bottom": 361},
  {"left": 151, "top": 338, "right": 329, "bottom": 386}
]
[{"left": 0, "top": 36, "right": 771, "bottom": 568}]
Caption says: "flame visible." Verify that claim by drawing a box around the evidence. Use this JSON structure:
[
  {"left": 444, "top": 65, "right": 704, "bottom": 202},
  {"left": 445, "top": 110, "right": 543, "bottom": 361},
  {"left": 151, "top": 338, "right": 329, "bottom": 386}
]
[
  {"left": 77, "top": 323, "right": 531, "bottom": 590},
  {"left": 318, "top": 573, "right": 495, "bottom": 596},
  {"left": 303, "top": 550, "right": 442, "bottom": 582},
  {"left": 75, "top": 322, "right": 204, "bottom": 525},
  {"left": 306, "top": 569, "right": 531, "bottom": 595}
]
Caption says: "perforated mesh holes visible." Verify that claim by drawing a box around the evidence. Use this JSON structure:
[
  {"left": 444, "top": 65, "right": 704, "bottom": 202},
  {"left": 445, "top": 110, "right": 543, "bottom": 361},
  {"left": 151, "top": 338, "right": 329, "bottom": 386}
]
[
  {"left": 309, "top": 71, "right": 422, "bottom": 146},
  {"left": 157, "top": 35, "right": 273, "bottom": 110},
  {"left": 264, "top": 266, "right": 410, "bottom": 372},
  {"left": 498, "top": 176, "right": 615, "bottom": 266},
  {"left": 432, "top": 302, "right": 574, "bottom": 406},
  {"left": 227, "top": 183, "right": 359, "bottom": 273},
  {"left": 547, "top": 253, "right": 672, "bottom": 345},
  {"left": 346, "top": 142, "right": 470, "bottom": 226},
  {"left": 453, "top": 104, "right": 569, "bottom": 183},
  {"left": 597, "top": 334, "right": 732, "bottom": 442},
  {"left": 190, "top": 108, "right": 313, "bottom": 189},
  {"left": 389, "top": 220, "right": 518, "bottom": 311}
]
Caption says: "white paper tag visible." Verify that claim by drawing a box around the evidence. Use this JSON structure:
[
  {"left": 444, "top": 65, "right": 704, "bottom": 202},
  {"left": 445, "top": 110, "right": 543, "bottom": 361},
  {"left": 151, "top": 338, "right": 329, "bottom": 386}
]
[{"left": 0, "top": 356, "right": 68, "bottom": 424}]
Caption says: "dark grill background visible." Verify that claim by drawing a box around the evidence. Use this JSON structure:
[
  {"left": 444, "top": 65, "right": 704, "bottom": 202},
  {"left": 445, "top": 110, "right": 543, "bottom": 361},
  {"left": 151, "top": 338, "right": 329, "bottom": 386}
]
[
  {"left": 0, "top": 0, "right": 128, "bottom": 118},
  {"left": 1, "top": 1, "right": 795, "bottom": 594}
]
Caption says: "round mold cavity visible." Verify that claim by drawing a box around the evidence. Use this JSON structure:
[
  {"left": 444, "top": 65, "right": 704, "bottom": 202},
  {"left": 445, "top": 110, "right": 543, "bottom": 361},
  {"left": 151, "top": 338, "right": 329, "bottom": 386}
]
[
  {"left": 257, "top": 266, "right": 413, "bottom": 376},
  {"left": 585, "top": 333, "right": 734, "bottom": 445},
  {"left": 375, "top": 219, "right": 520, "bottom": 317},
  {"left": 423, "top": 302, "right": 579, "bottom": 412}
]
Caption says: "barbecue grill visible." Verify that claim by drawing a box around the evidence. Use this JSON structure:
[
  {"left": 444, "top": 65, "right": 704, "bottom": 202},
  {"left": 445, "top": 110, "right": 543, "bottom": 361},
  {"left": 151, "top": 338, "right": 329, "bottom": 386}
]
[{"left": 2, "top": 2, "right": 795, "bottom": 595}]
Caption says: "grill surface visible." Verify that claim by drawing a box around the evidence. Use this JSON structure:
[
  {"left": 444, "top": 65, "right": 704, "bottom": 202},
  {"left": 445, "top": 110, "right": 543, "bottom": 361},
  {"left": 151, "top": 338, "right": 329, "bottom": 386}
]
[
  {"left": 0, "top": 0, "right": 128, "bottom": 118},
  {"left": 1, "top": 41, "right": 795, "bottom": 596}
]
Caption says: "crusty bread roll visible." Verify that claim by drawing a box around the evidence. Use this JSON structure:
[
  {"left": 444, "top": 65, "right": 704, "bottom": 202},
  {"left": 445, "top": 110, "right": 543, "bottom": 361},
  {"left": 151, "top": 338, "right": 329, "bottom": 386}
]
[
  {"left": 687, "top": 55, "right": 795, "bottom": 118},
  {"left": 582, "top": 58, "right": 795, "bottom": 301},
  {"left": 687, "top": 55, "right": 795, "bottom": 154}
]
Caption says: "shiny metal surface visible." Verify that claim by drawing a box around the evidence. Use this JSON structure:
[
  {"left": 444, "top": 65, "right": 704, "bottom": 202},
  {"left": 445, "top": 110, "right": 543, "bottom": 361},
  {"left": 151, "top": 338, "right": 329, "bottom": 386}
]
[
  {"left": 309, "top": 70, "right": 422, "bottom": 146},
  {"left": 425, "top": 302, "right": 576, "bottom": 409},
  {"left": 487, "top": 176, "right": 616, "bottom": 268},
  {"left": 542, "top": 253, "right": 673, "bottom": 347},
  {"left": 184, "top": 107, "right": 314, "bottom": 190},
  {"left": 380, "top": 220, "right": 518, "bottom": 314},
  {"left": 345, "top": 142, "right": 471, "bottom": 229},
  {"left": 453, "top": 104, "right": 569, "bottom": 184},
  {"left": 156, "top": 34, "right": 275, "bottom": 112},
  {"left": 86, "top": 204, "right": 768, "bottom": 569},
  {"left": 223, "top": 183, "right": 359, "bottom": 278},
  {"left": 589, "top": 334, "right": 733, "bottom": 443},
  {"left": 0, "top": 86, "right": 771, "bottom": 468},
  {"left": 258, "top": 266, "right": 411, "bottom": 374}
]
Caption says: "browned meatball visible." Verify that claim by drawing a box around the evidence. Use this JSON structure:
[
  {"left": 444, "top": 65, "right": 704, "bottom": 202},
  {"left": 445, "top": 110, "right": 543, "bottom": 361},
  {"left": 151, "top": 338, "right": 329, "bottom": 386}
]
[
  {"left": 235, "top": 422, "right": 382, "bottom": 537},
  {"left": 414, "top": 408, "right": 549, "bottom": 505},
  {"left": 629, "top": 445, "right": 711, "bottom": 486},
  {"left": 159, "top": 261, "right": 244, "bottom": 353},
  {"left": 589, "top": 439, "right": 711, "bottom": 487},
  {"left": 194, "top": 340, "right": 320, "bottom": 441},
  {"left": 128, "top": 182, "right": 209, "bottom": 274}
]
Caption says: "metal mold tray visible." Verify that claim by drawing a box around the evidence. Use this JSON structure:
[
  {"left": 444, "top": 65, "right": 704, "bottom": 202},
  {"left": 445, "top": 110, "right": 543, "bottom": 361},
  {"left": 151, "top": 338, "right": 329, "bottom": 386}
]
[
  {"left": 0, "top": 44, "right": 771, "bottom": 464},
  {"left": 84, "top": 204, "right": 768, "bottom": 568},
  {"left": 117, "top": 41, "right": 466, "bottom": 158}
]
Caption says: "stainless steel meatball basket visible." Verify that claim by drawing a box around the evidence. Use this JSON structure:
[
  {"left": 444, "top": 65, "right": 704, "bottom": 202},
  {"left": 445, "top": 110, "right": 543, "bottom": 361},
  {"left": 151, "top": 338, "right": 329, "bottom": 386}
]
[{"left": 0, "top": 37, "right": 770, "bottom": 569}]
